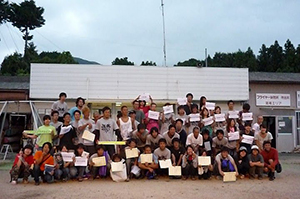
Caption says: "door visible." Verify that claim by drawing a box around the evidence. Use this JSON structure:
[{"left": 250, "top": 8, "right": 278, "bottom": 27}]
[
  {"left": 263, "top": 116, "right": 276, "bottom": 148},
  {"left": 276, "top": 116, "right": 295, "bottom": 152},
  {"left": 296, "top": 111, "right": 300, "bottom": 146}
]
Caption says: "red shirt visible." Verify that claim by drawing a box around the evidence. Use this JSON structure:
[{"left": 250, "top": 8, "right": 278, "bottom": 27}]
[
  {"left": 261, "top": 147, "right": 279, "bottom": 168},
  {"left": 12, "top": 154, "right": 34, "bottom": 167},
  {"left": 140, "top": 106, "right": 150, "bottom": 115}
]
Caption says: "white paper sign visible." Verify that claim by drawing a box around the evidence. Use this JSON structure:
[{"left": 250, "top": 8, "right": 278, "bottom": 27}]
[
  {"left": 148, "top": 110, "right": 160, "bottom": 120},
  {"left": 82, "top": 130, "right": 95, "bottom": 142},
  {"left": 125, "top": 148, "right": 139, "bottom": 159},
  {"left": 202, "top": 116, "right": 214, "bottom": 126},
  {"left": 92, "top": 156, "right": 106, "bottom": 167},
  {"left": 140, "top": 154, "right": 153, "bottom": 163},
  {"left": 75, "top": 157, "right": 88, "bottom": 166},
  {"left": 205, "top": 102, "right": 215, "bottom": 111},
  {"left": 139, "top": 93, "right": 150, "bottom": 101},
  {"left": 163, "top": 105, "right": 174, "bottom": 114},
  {"left": 241, "top": 135, "right": 254, "bottom": 145},
  {"left": 61, "top": 152, "right": 75, "bottom": 162},
  {"left": 228, "top": 131, "right": 240, "bottom": 141},
  {"left": 111, "top": 162, "right": 124, "bottom": 172},
  {"left": 177, "top": 98, "right": 187, "bottom": 105},
  {"left": 242, "top": 112, "right": 253, "bottom": 121},
  {"left": 204, "top": 141, "right": 211, "bottom": 151},
  {"left": 169, "top": 166, "right": 182, "bottom": 176},
  {"left": 81, "top": 151, "right": 89, "bottom": 159},
  {"left": 214, "top": 113, "right": 226, "bottom": 122},
  {"left": 228, "top": 111, "right": 239, "bottom": 119},
  {"left": 189, "top": 113, "right": 200, "bottom": 122},
  {"left": 198, "top": 156, "right": 211, "bottom": 166},
  {"left": 159, "top": 159, "right": 172, "bottom": 169},
  {"left": 223, "top": 172, "right": 236, "bottom": 182}
]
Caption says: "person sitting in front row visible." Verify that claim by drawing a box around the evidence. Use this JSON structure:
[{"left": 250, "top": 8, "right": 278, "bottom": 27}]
[
  {"left": 89, "top": 145, "right": 111, "bottom": 179},
  {"left": 182, "top": 145, "right": 198, "bottom": 180},
  {"left": 110, "top": 154, "right": 127, "bottom": 182},
  {"left": 154, "top": 138, "right": 171, "bottom": 176},
  {"left": 10, "top": 144, "right": 34, "bottom": 185},
  {"left": 138, "top": 145, "right": 159, "bottom": 179},
  {"left": 214, "top": 146, "right": 238, "bottom": 179},
  {"left": 33, "top": 142, "right": 55, "bottom": 185},
  {"left": 248, "top": 145, "right": 264, "bottom": 180},
  {"left": 234, "top": 146, "right": 249, "bottom": 179},
  {"left": 198, "top": 149, "right": 213, "bottom": 180},
  {"left": 261, "top": 141, "right": 281, "bottom": 181}
]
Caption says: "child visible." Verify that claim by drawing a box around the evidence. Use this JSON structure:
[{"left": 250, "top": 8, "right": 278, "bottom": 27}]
[
  {"left": 248, "top": 145, "right": 264, "bottom": 180},
  {"left": 10, "top": 144, "right": 34, "bottom": 184},
  {"left": 146, "top": 127, "right": 163, "bottom": 151},
  {"left": 89, "top": 145, "right": 111, "bottom": 179},
  {"left": 212, "top": 129, "right": 228, "bottom": 157},
  {"left": 110, "top": 154, "right": 127, "bottom": 182},
  {"left": 234, "top": 146, "right": 249, "bottom": 179},
  {"left": 33, "top": 142, "right": 55, "bottom": 185},
  {"left": 138, "top": 145, "right": 159, "bottom": 179},
  {"left": 240, "top": 122, "right": 254, "bottom": 153},
  {"left": 198, "top": 149, "right": 213, "bottom": 180},
  {"left": 182, "top": 145, "right": 198, "bottom": 180},
  {"left": 214, "top": 147, "right": 238, "bottom": 179},
  {"left": 125, "top": 138, "right": 140, "bottom": 181}
]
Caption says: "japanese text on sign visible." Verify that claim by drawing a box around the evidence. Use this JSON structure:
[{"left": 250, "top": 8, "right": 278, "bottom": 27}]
[{"left": 256, "top": 93, "right": 290, "bottom": 107}]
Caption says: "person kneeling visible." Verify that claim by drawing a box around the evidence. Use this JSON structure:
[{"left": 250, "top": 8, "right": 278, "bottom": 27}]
[
  {"left": 138, "top": 145, "right": 159, "bottom": 179},
  {"left": 89, "top": 145, "right": 110, "bottom": 179},
  {"left": 10, "top": 144, "right": 34, "bottom": 185},
  {"left": 182, "top": 145, "right": 198, "bottom": 180},
  {"left": 33, "top": 142, "right": 55, "bottom": 185},
  {"left": 261, "top": 141, "right": 281, "bottom": 181},
  {"left": 248, "top": 145, "right": 264, "bottom": 180},
  {"left": 214, "top": 147, "right": 238, "bottom": 179}
]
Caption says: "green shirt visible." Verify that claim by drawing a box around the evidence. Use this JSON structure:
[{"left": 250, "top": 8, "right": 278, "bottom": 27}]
[{"left": 35, "top": 125, "right": 57, "bottom": 147}]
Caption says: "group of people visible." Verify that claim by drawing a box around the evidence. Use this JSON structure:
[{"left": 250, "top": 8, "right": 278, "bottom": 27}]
[{"left": 10, "top": 92, "right": 281, "bottom": 185}]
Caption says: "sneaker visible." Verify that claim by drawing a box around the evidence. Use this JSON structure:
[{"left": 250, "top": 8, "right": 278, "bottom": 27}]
[
  {"left": 269, "top": 172, "right": 275, "bottom": 181},
  {"left": 11, "top": 180, "right": 17, "bottom": 185},
  {"left": 23, "top": 179, "right": 29, "bottom": 184}
]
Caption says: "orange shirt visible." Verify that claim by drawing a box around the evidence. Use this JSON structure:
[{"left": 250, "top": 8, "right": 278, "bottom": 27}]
[{"left": 34, "top": 151, "right": 54, "bottom": 171}]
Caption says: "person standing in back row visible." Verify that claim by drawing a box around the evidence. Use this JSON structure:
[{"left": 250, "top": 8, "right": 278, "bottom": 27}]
[{"left": 51, "top": 92, "right": 68, "bottom": 122}]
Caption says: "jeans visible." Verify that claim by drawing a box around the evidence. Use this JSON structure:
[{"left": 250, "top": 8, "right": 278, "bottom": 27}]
[
  {"left": 54, "top": 168, "right": 70, "bottom": 180},
  {"left": 33, "top": 164, "right": 53, "bottom": 183}
]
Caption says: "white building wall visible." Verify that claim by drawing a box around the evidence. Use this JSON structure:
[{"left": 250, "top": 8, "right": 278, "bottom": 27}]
[{"left": 30, "top": 64, "right": 249, "bottom": 101}]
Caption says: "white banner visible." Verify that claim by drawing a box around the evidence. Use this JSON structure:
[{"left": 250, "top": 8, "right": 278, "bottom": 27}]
[{"left": 256, "top": 93, "right": 291, "bottom": 107}]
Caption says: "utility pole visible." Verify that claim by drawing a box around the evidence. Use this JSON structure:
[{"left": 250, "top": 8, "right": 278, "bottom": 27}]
[
  {"left": 205, "top": 48, "right": 208, "bottom": 67},
  {"left": 161, "top": 0, "right": 167, "bottom": 67}
]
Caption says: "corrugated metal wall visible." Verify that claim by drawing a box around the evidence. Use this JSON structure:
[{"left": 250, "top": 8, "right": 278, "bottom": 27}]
[{"left": 30, "top": 64, "right": 249, "bottom": 101}]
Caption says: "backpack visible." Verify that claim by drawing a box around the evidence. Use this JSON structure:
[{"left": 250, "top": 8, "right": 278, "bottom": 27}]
[{"left": 221, "top": 159, "right": 235, "bottom": 172}]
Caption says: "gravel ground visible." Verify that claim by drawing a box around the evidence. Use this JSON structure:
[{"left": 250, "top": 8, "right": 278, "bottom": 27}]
[{"left": 0, "top": 154, "right": 300, "bottom": 199}]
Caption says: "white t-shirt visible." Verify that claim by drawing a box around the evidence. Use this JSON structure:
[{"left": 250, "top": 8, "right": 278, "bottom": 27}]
[
  {"left": 186, "top": 133, "right": 203, "bottom": 147},
  {"left": 78, "top": 118, "right": 95, "bottom": 146},
  {"left": 254, "top": 131, "right": 273, "bottom": 147},
  {"left": 252, "top": 123, "right": 261, "bottom": 136}
]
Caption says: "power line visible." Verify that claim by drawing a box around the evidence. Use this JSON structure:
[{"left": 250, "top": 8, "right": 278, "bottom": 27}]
[
  {"left": 35, "top": 29, "right": 64, "bottom": 51},
  {"left": 5, "top": 23, "right": 19, "bottom": 52},
  {"left": 0, "top": 29, "right": 11, "bottom": 54}
]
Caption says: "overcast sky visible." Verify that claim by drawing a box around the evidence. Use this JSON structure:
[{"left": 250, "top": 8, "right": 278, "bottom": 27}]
[{"left": 0, "top": 0, "right": 300, "bottom": 66}]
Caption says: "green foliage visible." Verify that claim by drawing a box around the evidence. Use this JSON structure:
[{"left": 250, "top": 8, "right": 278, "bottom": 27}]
[
  {"left": 177, "top": 40, "right": 300, "bottom": 73},
  {"left": 0, "top": 52, "right": 29, "bottom": 76},
  {"left": 175, "top": 58, "right": 203, "bottom": 67},
  {"left": 0, "top": 0, "right": 9, "bottom": 24},
  {"left": 141, "top": 61, "right": 156, "bottom": 66},
  {"left": 112, "top": 57, "right": 134, "bottom": 65}
]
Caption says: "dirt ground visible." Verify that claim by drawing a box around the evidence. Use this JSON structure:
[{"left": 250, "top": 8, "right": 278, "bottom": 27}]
[{"left": 0, "top": 153, "right": 300, "bottom": 199}]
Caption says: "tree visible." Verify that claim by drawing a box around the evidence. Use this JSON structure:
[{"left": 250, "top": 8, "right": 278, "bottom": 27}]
[
  {"left": 280, "top": 39, "right": 296, "bottom": 72},
  {"left": 295, "top": 45, "right": 300, "bottom": 73},
  {"left": 257, "top": 44, "right": 269, "bottom": 72},
  {"left": 112, "top": 57, "right": 134, "bottom": 65},
  {"left": 175, "top": 58, "right": 203, "bottom": 67},
  {"left": 0, "top": 0, "right": 8, "bottom": 24},
  {"left": 8, "top": 0, "right": 45, "bottom": 56},
  {"left": 268, "top": 40, "right": 283, "bottom": 72},
  {"left": 141, "top": 61, "right": 156, "bottom": 66},
  {"left": 0, "top": 52, "right": 29, "bottom": 76}
]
